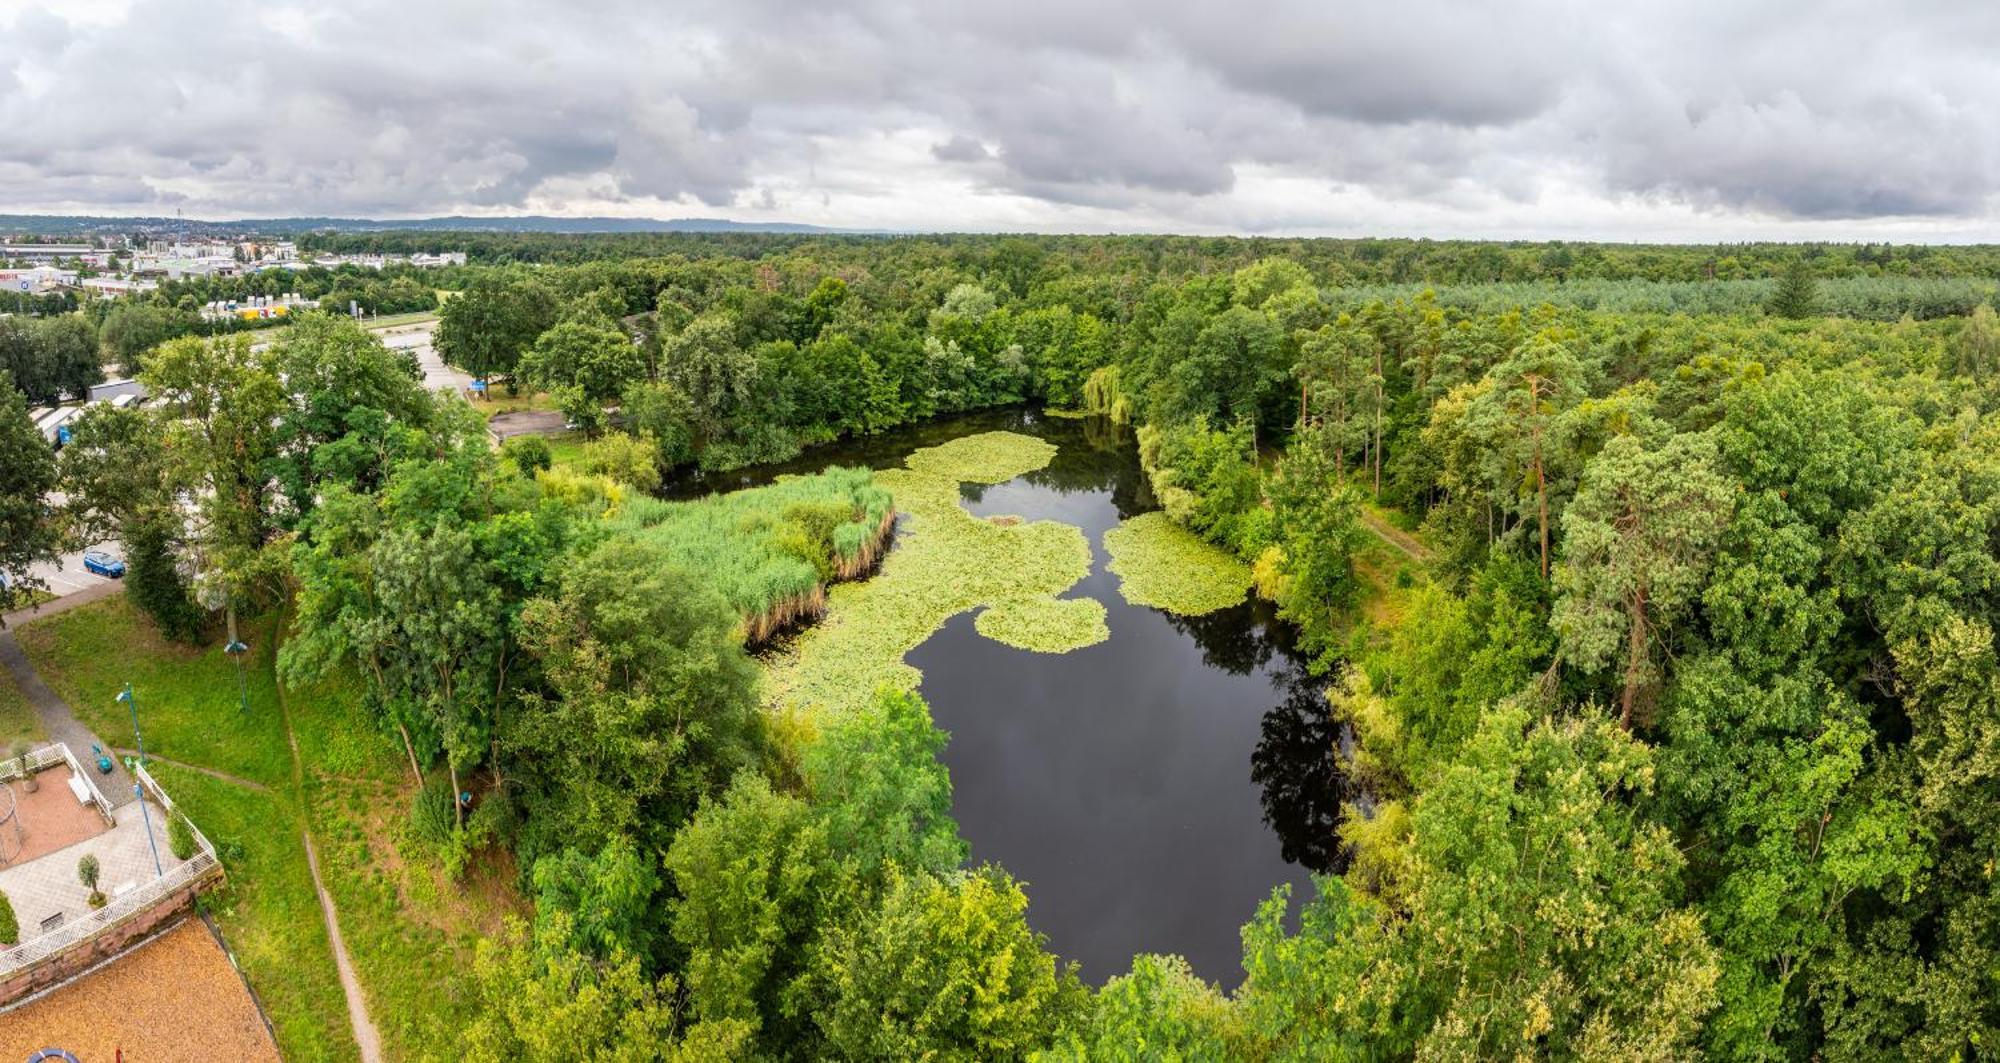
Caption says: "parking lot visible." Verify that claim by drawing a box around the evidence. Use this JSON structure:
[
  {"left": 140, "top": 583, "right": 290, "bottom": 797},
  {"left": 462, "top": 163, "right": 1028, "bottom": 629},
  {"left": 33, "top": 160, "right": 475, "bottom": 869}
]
[
  {"left": 24, "top": 539, "right": 122, "bottom": 600},
  {"left": 378, "top": 321, "right": 472, "bottom": 395},
  {"left": 13, "top": 494, "right": 120, "bottom": 604}
]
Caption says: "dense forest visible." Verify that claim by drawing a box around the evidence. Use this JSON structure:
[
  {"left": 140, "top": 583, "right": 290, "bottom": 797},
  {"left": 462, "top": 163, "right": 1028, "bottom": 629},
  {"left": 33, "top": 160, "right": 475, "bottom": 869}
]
[{"left": 6, "top": 231, "right": 2000, "bottom": 1058}]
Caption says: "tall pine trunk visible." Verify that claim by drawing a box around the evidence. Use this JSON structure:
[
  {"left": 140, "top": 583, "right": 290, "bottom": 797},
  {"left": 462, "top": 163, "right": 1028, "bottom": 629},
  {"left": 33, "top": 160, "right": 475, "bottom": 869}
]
[
  {"left": 449, "top": 760, "right": 464, "bottom": 829},
  {"left": 1534, "top": 429, "right": 1550, "bottom": 581},
  {"left": 1619, "top": 589, "right": 1649, "bottom": 730}
]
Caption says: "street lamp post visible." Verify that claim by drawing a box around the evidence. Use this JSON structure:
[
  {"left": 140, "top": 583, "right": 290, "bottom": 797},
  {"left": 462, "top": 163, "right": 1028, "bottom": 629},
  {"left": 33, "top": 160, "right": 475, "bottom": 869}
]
[
  {"left": 225, "top": 639, "right": 249, "bottom": 715},
  {"left": 116, "top": 684, "right": 164, "bottom": 879}
]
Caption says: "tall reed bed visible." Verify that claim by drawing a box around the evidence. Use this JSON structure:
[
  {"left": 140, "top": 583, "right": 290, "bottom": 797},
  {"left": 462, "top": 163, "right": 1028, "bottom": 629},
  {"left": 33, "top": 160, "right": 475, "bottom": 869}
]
[{"left": 612, "top": 467, "right": 895, "bottom": 642}]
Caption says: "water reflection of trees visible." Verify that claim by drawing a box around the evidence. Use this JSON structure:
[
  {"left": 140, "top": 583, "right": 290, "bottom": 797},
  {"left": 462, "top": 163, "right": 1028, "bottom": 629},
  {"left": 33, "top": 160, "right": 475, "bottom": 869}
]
[
  {"left": 1161, "top": 597, "right": 1300, "bottom": 675},
  {"left": 1252, "top": 664, "right": 1350, "bottom": 874}
]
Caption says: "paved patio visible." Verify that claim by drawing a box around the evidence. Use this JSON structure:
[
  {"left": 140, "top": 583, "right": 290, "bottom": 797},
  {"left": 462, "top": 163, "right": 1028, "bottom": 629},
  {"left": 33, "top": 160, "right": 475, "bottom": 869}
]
[
  {"left": 0, "top": 798, "right": 181, "bottom": 943},
  {"left": 1, "top": 767, "right": 110, "bottom": 866}
]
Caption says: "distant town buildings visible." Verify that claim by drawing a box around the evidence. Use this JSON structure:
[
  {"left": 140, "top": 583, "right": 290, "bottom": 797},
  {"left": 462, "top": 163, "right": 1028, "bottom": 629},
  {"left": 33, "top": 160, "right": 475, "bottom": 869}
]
[
  {"left": 0, "top": 235, "right": 467, "bottom": 300},
  {"left": 78, "top": 276, "right": 158, "bottom": 299},
  {"left": 201, "top": 293, "right": 316, "bottom": 321},
  {"left": 0, "top": 267, "right": 78, "bottom": 294}
]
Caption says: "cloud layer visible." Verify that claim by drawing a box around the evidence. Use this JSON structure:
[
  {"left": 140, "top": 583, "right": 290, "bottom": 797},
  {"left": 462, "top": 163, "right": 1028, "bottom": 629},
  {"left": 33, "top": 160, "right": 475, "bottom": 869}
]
[{"left": 2, "top": 0, "right": 1997, "bottom": 237}]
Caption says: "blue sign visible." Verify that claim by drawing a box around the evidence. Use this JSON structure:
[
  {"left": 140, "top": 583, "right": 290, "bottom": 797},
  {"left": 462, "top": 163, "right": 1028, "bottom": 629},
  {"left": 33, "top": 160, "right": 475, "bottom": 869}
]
[{"left": 470, "top": 379, "right": 488, "bottom": 393}]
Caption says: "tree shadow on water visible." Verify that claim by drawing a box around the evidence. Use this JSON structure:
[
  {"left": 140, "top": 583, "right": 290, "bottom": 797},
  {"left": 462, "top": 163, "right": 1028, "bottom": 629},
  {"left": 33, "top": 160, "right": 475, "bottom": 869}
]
[{"left": 1252, "top": 665, "right": 1351, "bottom": 875}]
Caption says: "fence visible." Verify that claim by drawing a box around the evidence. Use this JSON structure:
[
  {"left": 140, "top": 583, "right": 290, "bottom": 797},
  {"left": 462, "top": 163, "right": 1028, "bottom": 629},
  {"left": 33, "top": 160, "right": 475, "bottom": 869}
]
[
  {"left": 0, "top": 758, "right": 224, "bottom": 982},
  {"left": 0, "top": 744, "right": 67, "bottom": 782},
  {"left": 133, "top": 762, "right": 220, "bottom": 859},
  {"left": 0, "top": 742, "right": 115, "bottom": 827}
]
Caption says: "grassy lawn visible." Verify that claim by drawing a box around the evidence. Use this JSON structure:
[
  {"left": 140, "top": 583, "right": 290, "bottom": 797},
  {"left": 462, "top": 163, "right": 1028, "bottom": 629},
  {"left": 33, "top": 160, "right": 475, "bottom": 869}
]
[
  {"left": 544, "top": 431, "right": 588, "bottom": 468},
  {"left": 0, "top": 670, "right": 45, "bottom": 748},
  {"left": 16, "top": 597, "right": 293, "bottom": 787},
  {"left": 284, "top": 667, "right": 524, "bottom": 1059},
  {"left": 362, "top": 310, "right": 440, "bottom": 331},
  {"left": 151, "top": 763, "right": 357, "bottom": 1062},
  {"left": 18, "top": 595, "right": 523, "bottom": 1061},
  {"left": 474, "top": 390, "right": 560, "bottom": 418}
]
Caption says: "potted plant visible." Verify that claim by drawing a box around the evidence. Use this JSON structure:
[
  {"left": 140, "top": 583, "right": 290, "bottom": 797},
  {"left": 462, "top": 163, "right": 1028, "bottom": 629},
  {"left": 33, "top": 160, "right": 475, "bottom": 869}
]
[
  {"left": 11, "top": 741, "right": 36, "bottom": 793},
  {"left": 78, "top": 853, "right": 104, "bottom": 909}
]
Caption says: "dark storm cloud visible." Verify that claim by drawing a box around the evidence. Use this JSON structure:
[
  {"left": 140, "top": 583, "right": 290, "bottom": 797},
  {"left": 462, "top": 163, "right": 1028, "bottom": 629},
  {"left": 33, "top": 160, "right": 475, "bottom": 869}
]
[{"left": 1, "top": 0, "right": 1995, "bottom": 226}]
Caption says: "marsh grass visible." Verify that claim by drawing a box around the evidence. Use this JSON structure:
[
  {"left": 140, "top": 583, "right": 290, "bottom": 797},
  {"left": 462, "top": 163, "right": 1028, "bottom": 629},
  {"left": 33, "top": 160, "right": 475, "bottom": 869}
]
[
  {"left": 1103, "top": 512, "right": 1252, "bottom": 616},
  {"left": 612, "top": 467, "right": 895, "bottom": 642},
  {"left": 764, "top": 431, "right": 1093, "bottom": 719}
]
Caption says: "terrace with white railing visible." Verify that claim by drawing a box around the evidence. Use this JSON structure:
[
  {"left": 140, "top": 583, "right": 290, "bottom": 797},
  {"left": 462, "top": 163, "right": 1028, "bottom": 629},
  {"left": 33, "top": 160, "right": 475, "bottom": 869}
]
[{"left": 0, "top": 745, "right": 222, "bottom": 978}]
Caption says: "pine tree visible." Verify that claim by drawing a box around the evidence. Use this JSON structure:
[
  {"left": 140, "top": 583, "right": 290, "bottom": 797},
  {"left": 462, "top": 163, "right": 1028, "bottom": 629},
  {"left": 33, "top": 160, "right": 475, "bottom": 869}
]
[{"left": 1767, "top": 260, "right": 1820, "bottom": 319}]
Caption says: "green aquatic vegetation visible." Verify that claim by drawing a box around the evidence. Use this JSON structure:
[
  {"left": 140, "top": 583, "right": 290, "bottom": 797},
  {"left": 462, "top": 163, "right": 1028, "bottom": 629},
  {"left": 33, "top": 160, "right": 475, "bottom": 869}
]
[
  {"left": 610, "top": 467, "right": 893, "bottom": 640},
  {"left": 903, "top": 431, "right": 1060, "bottom": 484},
  {"left": 975, "top": 596, "right": 1109, "bottom": 653},
  {"left": 765, "top": 431, "right": 1093, "bottom": 720},
  {"left": 1103, "top": 512, "right": 1252, "bottom": 616}
]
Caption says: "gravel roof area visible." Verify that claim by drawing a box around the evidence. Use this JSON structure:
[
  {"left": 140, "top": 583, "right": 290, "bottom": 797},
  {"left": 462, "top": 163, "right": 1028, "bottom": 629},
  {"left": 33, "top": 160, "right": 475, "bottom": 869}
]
[{"left": 0, "top": 919, "right": 278, "bottom": 1061}]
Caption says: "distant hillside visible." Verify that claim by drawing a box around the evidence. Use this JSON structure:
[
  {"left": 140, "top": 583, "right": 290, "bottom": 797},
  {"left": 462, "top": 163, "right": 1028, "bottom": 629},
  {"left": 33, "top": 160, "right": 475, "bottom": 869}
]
[{"left": 0, "top": 214, "right": 865, "bottom": 238}]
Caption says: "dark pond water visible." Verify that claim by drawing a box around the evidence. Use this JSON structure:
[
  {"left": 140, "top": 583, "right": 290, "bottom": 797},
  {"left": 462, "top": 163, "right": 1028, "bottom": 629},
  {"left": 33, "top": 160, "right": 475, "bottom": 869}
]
[{"left": 670, "top": 408, "right": 1346, "bottom": 985}]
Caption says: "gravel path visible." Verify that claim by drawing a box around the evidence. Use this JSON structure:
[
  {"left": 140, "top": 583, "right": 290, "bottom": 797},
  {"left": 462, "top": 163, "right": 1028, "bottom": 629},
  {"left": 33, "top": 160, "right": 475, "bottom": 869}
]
[
  {"left": 302, "top": 826, "right": 383, "bottom": 1063},
  {"left": 1359, "top": 508, "right": 1432, "bottom": 563},
  {"left": 488, "top": 408, "right": 568, "bottom": 440},
  {"left": 277, "top": 656, "right": 385, "bottom": 1063}
]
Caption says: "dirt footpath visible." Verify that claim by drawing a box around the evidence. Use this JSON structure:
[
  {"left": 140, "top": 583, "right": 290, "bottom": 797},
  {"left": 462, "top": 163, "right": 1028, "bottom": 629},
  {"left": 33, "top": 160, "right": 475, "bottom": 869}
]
[{"left": 0, "top": 919, "right": 278, "bottom": 1062}]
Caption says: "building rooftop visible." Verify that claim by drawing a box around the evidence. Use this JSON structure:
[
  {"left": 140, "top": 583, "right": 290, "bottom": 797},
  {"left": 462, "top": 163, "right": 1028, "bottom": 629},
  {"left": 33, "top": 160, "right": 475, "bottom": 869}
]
[
  {"left": 0, "top": 790, "right": 182, "bottom": 945},
  {"left": 0, "top": 746, "right": 220, "bottom": 983}
]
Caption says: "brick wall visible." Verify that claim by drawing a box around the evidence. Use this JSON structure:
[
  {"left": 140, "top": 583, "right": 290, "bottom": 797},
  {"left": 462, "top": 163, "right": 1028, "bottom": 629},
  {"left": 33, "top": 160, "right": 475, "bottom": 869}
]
[{"left": 0, "top": 866, "right": 221, "bottom": 1008}]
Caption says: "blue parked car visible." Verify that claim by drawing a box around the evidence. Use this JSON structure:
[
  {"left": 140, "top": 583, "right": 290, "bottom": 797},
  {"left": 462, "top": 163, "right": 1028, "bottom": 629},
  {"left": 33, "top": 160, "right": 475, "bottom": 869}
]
[{"left": 83, "top": 550, "right": 126, "bottom": 578}]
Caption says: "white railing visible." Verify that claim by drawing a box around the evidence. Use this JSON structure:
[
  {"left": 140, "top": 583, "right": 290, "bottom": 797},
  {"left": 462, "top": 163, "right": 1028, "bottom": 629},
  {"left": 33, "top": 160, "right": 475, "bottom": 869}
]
[
  {"left": 132, "top": 763, "right": 220, "bottom": 859},
  {"left": 0, "top": 758, "right": 224, "bottom": 979},
  {"left": 57, "top": 745, "right": 117, "bottom": 826},
  {"left": 0, "top": 744, "right": 66, "bottom": 782},
  {"left": 0, "top": 849, "right": 219, "bottom": 976}
]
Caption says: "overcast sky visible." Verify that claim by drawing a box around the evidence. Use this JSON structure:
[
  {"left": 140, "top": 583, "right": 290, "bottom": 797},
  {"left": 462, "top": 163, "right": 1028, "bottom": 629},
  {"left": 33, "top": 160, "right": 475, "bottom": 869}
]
[{"left": 3, "top": 0, "right": 1997, "bottom": 240}]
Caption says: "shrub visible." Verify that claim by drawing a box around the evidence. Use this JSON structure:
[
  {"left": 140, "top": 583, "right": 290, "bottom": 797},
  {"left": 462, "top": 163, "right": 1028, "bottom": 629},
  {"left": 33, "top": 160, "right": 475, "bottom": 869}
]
[
  {"left": 501, "top": 434, "right": 553, "bottom": 475},
  {"left": 168, "top": 812, "right": 197, "bottom": 860},
  {"left": 578, "top": 431, "right": 662, "bottom": 493},
  {"left": 0, "top": 889, "right": 16, "bottom": 945},
  {"left": 411, "top": 781, "right": 457, "bottom": 848}
]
